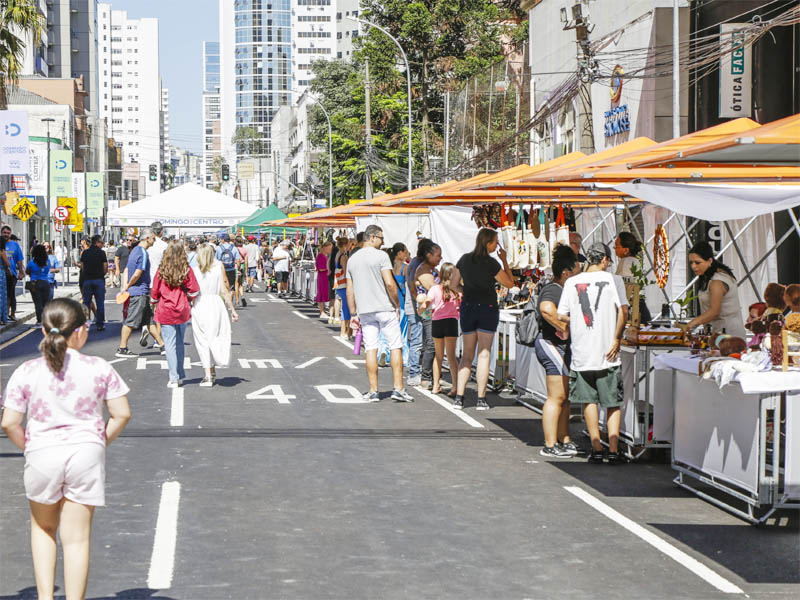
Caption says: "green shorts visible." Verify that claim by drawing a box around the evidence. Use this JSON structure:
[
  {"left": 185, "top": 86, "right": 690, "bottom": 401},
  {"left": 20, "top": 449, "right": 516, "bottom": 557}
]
[{"left": 569, "top": 366, "right": 624, "bottom": 408}]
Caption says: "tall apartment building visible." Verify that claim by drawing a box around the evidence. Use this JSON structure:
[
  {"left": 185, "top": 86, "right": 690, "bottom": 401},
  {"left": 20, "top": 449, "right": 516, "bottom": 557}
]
[
  {"left": 334, "top": 0, "right": 360, "bottom": 60},
  {"left": 47, "top": 0, "right": 99, "bottom": 112},
  {"left": 219, "top": 0, "right": 293, "bottom": 198},
  {"left": 97, "top": 4, "right": 161, "bottom": 198},
  {"left": 201, "top": 41, "right": 222, "bottom": 189},
  {"left": 161, "top": 86, "right": 170, "bottom": 168},
  {"left": 292, "top": 0, "right": 336, "bottom": 94}
]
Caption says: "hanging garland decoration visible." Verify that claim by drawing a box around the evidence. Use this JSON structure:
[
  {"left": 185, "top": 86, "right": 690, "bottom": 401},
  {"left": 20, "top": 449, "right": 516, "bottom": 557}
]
[{"left": 654, "top": 224, "right": 670, "bottom": 289}]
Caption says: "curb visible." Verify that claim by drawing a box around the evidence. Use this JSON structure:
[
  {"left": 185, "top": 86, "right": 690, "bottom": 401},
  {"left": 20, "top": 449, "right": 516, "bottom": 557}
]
[{"left": 0, "top": 289, "right": 83, "bottom": 336}]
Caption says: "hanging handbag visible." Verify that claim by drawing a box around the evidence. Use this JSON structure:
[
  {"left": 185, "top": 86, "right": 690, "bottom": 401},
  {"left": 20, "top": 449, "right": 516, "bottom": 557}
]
[
  {"left": 556, "top": 203, "right": 570, "bottom": 247},
  {"left": 514, "top": 206, "right": 530, "bottom": 270},
  {"left": 500, "top": 204, "right": 518, "bottom": 268},
  {"left": 526, "top": 207, "right": 538, "bottom": 267},
  {"left": 536, "top": 208, "right": 551, "bottom": 269}
]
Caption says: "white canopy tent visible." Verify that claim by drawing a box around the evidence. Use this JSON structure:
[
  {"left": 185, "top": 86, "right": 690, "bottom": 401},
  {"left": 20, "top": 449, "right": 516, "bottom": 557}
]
[{"left": 107, "top": 183, "right": 258, "bottom": 228}]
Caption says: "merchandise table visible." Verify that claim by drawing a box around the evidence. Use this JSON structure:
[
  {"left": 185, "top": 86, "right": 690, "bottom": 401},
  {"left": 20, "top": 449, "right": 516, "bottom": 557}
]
[
  {"left": 454, "top": 309, "right": 520, "bottom": 391},
  {"left": 654, "top": 352, "right": 800, "bottom": 523},
  {"left": 289, "top": 261, "right": 316, "bottom": 300}
]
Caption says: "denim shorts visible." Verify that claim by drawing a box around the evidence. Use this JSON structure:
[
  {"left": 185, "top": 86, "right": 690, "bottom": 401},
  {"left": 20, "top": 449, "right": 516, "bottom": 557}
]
[{"left": 459, "top": 301, "right": 499, "bottom": 334}]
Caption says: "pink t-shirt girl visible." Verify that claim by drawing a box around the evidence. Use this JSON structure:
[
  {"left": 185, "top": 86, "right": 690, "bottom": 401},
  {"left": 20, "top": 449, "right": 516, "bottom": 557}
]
[
  {"left": 427, "top": 284, "right": 461, "bottom": 321},
  {"left": 1, "top": 349, "right": 130, "bottom": 453}
]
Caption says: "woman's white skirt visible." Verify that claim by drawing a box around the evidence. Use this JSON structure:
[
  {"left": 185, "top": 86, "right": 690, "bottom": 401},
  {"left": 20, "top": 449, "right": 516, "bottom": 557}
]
[{"left": 191, "top": 295, "right": 231, "bottom": 368}]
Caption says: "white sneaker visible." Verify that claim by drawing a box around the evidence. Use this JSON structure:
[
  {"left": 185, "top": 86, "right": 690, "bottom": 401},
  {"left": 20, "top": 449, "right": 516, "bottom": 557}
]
[
  {"left": 167, "top": 380, "right": 181, "bottom": 389},
  {"left": 199, "top": 377, "right": 213, "bottom": 387}
]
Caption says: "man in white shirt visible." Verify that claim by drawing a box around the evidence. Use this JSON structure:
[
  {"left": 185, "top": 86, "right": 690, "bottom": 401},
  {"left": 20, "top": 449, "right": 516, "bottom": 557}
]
[
  {"left": 244, "top": 235, "right": 260, "bottom": 292},
  {"left": 346, "top": 224, "right": 414, "bottom": 403},
  {"left": 271, "top": 240, "right": 292, "bottom": 297},
  {"left": 557, "top": 242, "right": 629, "bottom": 464},
  {"left": 143, "top": 221, "right": 168, "bottom": 348}
]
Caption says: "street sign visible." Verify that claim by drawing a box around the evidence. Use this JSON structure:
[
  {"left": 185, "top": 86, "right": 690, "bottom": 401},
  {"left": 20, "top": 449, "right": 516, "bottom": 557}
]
[
  {"left": 12, "top": 197, "right": 37, "bottom": 221},
  {"left": 54, "top": 205, "right": 69, "bottom": 220},
  {"left": 54, "top": 220, "right": 65, "bottom": 232},
  {"left": 238, "top": 161, "right": 255, "bottom": 180},
  {"left": 57, "top": 197, "right": 78, "bottom": 225},
  {"left": 123, "top": 163, "right": 140, "bottom": 181},
  {"left": 70, "top": 213, "right": 84, "bottom": 231}
]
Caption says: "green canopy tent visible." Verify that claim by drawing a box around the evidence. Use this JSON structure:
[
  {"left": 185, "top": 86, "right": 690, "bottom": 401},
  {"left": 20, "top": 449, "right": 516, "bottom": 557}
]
[{"left": 233, "top": 204, "right": 306, "bottom": 236}]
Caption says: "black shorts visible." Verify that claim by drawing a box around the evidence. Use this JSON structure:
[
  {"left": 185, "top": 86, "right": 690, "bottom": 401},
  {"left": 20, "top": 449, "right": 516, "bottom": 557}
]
[
  {"left": 275, "top": 271, "right": 289, "bottom": 283},
  {"left": 123, "top": 294, "right": 152, "bottom": 329},
  {"left": 459, "top": 301, "right": 499, "bottom": 334},
  {"left": 432, "top": 317, "right": 459, "bottom": 338},
  {"left": 225, "top": 269, "right": 236, "bottom": 287}
]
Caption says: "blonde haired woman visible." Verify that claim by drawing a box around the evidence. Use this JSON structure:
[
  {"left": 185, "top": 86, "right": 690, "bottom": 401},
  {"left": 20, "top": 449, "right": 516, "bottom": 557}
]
[{"left": 191, "top": 244, "right": 238, "bottom": 387}]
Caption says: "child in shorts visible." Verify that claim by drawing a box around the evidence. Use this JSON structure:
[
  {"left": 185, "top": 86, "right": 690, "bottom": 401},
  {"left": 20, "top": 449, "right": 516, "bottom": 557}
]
[
  {"left": 417, "top": 262, "right": 461, "bottom": 397},
  {"left": 1, "top": 298, "right": 131, "bottom": 600}
]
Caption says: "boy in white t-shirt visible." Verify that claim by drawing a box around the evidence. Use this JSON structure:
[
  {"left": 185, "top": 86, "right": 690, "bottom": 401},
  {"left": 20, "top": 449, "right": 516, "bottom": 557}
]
[{"left": 557, "top": 242, "right": 629, "bottom": 464}]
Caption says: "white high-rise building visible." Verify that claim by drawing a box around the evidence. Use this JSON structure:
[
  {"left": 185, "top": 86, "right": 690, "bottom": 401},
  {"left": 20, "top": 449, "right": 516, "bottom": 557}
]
[
  {"left": 335, "top": 0, "right": 360, "bottom": 60},
  {"left": 98, "top": 4, "right": 161, "bottom": 199},
  {"left": 292, "top": 0, "right": 336, "bottom": 95},
  {"left": 160, "top": 86, "right": 170, "bottom": 168},
  {"left": 201, "top": 41, "right": 221, "bottom": 189}
]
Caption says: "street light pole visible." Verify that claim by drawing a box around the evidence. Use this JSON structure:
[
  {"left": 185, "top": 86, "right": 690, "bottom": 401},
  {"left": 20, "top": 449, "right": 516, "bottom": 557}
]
[
  {"left": 314, "top": 102, "right": 333, "bottom": 210},
  {"left": 348, "top": 17, "right": 412, "bottom": 191},
  {"left": 42, "top": 118, "right": 55, "bottom": 242},
  {"left": 79, "top": 144, "right": 91, "bottom": 234}
]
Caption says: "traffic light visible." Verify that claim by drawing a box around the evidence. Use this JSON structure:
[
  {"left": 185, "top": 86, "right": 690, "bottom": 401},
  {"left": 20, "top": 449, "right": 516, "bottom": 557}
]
[
  {"left": 149, "top": 164, "right": 157, "bottom": 181},
  {"left": 221, "top": 163, "right": 230, "bottom": 181}
]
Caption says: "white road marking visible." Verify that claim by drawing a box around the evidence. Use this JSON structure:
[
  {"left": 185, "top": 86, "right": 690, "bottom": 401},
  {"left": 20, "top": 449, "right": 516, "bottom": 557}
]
[
  {"left": 563, "top": 486, "right": 744, "bottom": 594},
  {"left": 246, "top": 384, "right": 295, "bottom": 404},
  {"left": 336, "top": 356, "right": 365, "bottom": 370},
  {"left": 108, "top": 358, "right": 126, "bottom": 365},
  {"left": 147, "top": 481, "right": 181, "bottom": 590},
  {"left": 266, "top": 293, "right": 277, "bottom": 300},
  {"left": 137, "top": 358, "right": 168, "bottom": 370},
  {"left": 249, "top": 298, "right": 269, "bottom": 303},
  {"left": 296, "top": 356, "right": 324, "bottom": 369},
  {"left": 292, "top": 310, "right": 310, "bottom": 320},
  {"left": 414, "top": 386, "right": 485, "bottom": 429},
  {"left": 170, "top": 388, "right": 184, "bottom": 427},
  {"left": 238, "top": 358, "right": 283, "bottom": 369},
  {"left": 316, "top": 384, "right": 368, "bottom": 404},
  {"left": 0, "top": 326, "right": 37, "bottom": 351},
  {"left": 332, "top": 335, "right": 355, "bottom": 350}
]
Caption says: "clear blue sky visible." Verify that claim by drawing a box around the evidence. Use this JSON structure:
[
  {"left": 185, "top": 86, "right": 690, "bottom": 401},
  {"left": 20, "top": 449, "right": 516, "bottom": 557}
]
[{"left": 109, "top": 0, "right": 218, "bottom": 154}]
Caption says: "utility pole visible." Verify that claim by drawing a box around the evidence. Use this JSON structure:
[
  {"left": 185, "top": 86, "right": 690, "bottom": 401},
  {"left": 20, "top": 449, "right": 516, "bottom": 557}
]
[
  {"left": 563, "top": 4, "right": 596, "bottom": 154},
  {"left": 444, "top": 91, "right": 450, "bottom": 178},
  {"left": 42, "top": 118, "right": 55, "bottom": 243},
  {"left": 365, "top": 57, "right": 373, "bottom": 200},
  {"left": 673, "top": 0, "right": 680, "bottom": 139}
]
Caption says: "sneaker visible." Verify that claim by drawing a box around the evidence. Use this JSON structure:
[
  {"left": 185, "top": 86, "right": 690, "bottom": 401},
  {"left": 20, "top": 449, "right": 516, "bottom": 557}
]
[
  {"left": 607, "top": 451, "right": 625, "bottom": 465},
  {"left": 540, "top": 445, "right": 574, "bottom": 459},
  {"left": 115, "top": 347, "right": 135, "bottom": 358},
  {"left": 152, "top": 342, "right": 161, "bottom": 350},
  {"left": 452, "top": 396, "right": 464, "bottom": 410},
  {"left": 199, "top": 377, "right": 213, "bottom": 387},
  {"left": 476, "top": 398, "right": 490, "bottom": 411},
  {"left": 362, "top": 391, "right": 380, "bottom": 403},
  {"left": 407, "top": 375, "right": 421, "bottom": 387},
  {"left": 391, "top": 388, "right": 415, "bottom": 403},
  {"left": 588, "top": 449, "right": 605, "bottom": 464},
  {"left": 241, "top": 297, "right": 247, "bottom": 307},
  {"left": 377, "top": 355, "right": 387, "bottom": 368},
  {"left": 139, "top": 327, "right": 150, "bottom": 347},
  {"left": 558, "top": 441, "right": 579, "bottom": 456},
  {"left": 167, "top": 380, "right": 182, "bottom": 389},
  {"left": 419, "top": 380, "right": 432, "bottom": 390}
]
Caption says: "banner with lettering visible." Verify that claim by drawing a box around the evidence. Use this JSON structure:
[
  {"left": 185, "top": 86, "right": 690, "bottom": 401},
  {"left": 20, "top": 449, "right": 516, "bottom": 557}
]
[
  {"left": 49, "top": 149, "right": 73, "bottom": 196},
  {"left": 719, "top": 23, "right": 752, "bottom": 118},
  {"left": 0, "top": 111, "right": 30, "bottom": 174},
  {"left": 86, "top": 172, "right": 104, "bottom": 217}
]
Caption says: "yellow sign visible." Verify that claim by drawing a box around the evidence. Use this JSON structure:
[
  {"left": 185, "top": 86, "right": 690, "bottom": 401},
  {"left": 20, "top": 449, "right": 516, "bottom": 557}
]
[
  {"left": 58, "top": 197, "right": 78, "bottom": 225},
  {"left": 4, "top": 191, "right": 19, "bottom": 215},
  {"left": 348, "top": 199, "right": 365, "bottom": 205},
  {"left": 287, "top": 213, "right": 301, "bottom": 218},
  {"left": 70, "top": 213, "right": 84, "bottom": 231},
  {"left": 12, "top": 197, "right": 37, "bottom": 222}
]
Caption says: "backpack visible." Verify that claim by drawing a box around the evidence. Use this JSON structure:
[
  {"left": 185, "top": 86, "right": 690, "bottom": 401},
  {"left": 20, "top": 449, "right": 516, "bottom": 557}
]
[
  {"left": 515, "top": 282, "right": 544, "bottom": 347},
  {"left": 219, "top": 243, "right": 235, "bottom": 270}
]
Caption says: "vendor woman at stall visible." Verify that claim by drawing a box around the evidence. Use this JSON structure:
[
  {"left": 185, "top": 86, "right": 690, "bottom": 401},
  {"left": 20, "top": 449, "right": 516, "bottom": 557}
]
[{"left": 681, "top": 241, "right": 745, "bottom": 338}]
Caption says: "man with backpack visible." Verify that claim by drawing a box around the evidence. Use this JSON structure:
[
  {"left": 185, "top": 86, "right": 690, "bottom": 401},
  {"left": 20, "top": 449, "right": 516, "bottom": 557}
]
[{"left": 216, "top": 233, "right": 239, "bottom": 296}]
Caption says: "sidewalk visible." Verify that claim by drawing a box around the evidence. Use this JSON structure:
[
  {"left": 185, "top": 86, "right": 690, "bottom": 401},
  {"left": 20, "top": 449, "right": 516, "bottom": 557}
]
[{"left": 1, "top": 267, "right": 85, "bottom": 339}]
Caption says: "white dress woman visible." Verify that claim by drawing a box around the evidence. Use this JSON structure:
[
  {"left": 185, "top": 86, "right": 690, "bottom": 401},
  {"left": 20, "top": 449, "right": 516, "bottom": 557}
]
[{"left": 191, "top": 245, "right": 238, "bottom": 386}]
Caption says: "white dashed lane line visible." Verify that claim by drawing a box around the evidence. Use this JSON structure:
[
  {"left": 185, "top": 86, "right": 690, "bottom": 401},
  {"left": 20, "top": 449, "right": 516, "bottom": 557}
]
[
  {"left": 170, "top": 388, "right": 184, "bottom": 427},
  {"left": 291, "top": 310, "right": 310, "bottom": 320},
  {"left": 414, "top": 386, "right": 485, "bottom": 429},
  {"left": 147, "top": 481, "right": 182, "bottom": 590}
]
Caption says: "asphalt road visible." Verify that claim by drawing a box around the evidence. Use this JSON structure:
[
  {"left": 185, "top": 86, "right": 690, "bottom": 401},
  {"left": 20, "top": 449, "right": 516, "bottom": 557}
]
[{"left": 1, "top": 287, "right": 798, "bottom": 599}]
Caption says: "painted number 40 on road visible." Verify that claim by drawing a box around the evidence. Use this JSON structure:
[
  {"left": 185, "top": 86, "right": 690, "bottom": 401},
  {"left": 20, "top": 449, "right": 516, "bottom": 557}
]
[{"left": 245, "top": 384, "right": 367, "bottom": 404}]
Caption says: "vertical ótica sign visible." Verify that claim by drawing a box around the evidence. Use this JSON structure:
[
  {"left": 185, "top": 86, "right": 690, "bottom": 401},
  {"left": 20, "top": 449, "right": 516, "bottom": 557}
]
[{"left": 719, "top": 23, "right": 751, "bottom": 118}]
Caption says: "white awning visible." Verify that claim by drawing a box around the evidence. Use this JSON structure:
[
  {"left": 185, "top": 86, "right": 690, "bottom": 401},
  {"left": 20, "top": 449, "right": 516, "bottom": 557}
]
[
  {"left": 615, "top": 179, "right": 800, "bottom": 221},
  {"left": 107, "top": 183, "right": 259, "bottom": 227}
]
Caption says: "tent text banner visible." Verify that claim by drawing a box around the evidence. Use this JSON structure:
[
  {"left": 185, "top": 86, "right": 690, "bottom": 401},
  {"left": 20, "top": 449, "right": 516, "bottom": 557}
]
[
  {"left": 49, "top": 150, "right": 73, "bottom": 196},
  {"left": 0, "top": 111, "right": 30, "bottom": 174}
]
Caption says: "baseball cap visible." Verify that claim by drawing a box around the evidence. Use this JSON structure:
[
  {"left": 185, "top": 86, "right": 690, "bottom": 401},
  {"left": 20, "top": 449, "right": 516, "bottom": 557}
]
[
  {"left": 220, "top": 233, "right": 230, "bottom": 241},
  {"left": 586, "top": 242, "right": 612, "bottom": 264}
]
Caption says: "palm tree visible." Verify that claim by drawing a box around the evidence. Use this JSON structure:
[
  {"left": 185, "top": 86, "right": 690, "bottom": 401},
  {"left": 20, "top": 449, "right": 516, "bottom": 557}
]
[{"left": 1, "top": 0, "right": 45, "bottom": 109}]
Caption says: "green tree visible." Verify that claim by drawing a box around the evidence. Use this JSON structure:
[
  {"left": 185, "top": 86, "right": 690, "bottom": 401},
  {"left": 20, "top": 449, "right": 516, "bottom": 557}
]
[
  {"left": 210, "top": 154, "right": 226, "bottom": 193},
  {"left": 162, "top": 162, "right": 175, "bottom": 190},
  {"left": 0, "top": 0, "right": 45, "bottom": 109},
  {"left": 232, "top": 126, "right": 266, "bottom": 158}
]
